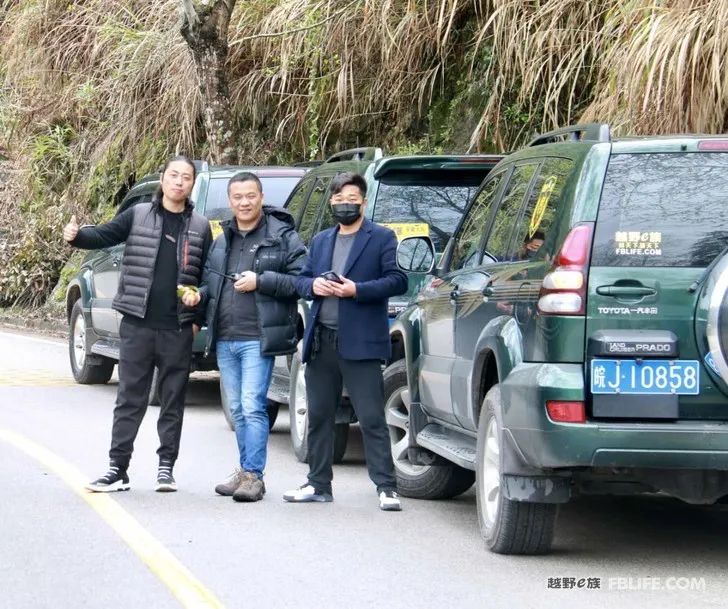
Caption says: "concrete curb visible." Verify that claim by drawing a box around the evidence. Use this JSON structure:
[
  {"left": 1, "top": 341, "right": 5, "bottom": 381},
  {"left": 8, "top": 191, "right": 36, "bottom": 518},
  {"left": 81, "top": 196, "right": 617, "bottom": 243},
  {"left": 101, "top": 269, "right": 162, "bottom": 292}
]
[{"left": 0, "top": 313, "right": 67, "bottom": 339}]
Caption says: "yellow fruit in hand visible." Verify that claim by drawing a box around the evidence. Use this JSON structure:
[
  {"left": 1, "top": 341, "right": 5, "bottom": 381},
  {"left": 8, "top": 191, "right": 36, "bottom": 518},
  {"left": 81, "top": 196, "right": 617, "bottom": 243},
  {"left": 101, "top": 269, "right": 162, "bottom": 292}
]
[{"left": 177, "top": 284, "right": 199, "bottom": 298}]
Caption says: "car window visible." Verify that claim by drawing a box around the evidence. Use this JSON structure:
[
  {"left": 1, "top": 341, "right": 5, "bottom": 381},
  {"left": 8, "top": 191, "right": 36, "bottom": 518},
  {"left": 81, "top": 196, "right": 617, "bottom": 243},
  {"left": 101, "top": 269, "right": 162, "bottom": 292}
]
[
  {"left": 509, "top": 158, "right": 574, "bottom": 262},
  {"left": 298, "top": 177, "right": 331, "bottom": 244},
  {"left": 592, "top": 153, "right": 728, "bottom": 267},
  {"left": 484, "top": 163, "right": 539, "bottom": 261},
  {"left": 203, "top": 175, "right": 302, "bottom": 222},
  {"left": 260, "top": 176, "right": 304, "bottom": 207},
  {"left": 449, "top": 172, "right": 506, "bottom": 271},
  {"left": 285, "top": 176, "right": 316, "bottom": 225},
  {"left": 372, "top": 169, "right": 487, "bottom": 253}
]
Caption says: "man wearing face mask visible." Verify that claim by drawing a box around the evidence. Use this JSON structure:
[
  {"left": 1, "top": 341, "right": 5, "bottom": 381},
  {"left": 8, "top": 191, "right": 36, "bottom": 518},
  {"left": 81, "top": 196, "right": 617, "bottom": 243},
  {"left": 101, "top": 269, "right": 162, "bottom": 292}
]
[{"left": 282, "top": 172, "right": 408, "bottom": 511}]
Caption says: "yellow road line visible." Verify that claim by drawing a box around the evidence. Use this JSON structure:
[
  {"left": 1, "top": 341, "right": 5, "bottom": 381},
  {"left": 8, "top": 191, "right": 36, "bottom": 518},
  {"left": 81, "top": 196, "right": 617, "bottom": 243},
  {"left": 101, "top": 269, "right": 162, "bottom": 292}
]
[
  {"left": 0, "top": 428, "right": 225, "bottom": 609},
  {"left": 0, "top": 370, "right": 76, "bottom": 386}
]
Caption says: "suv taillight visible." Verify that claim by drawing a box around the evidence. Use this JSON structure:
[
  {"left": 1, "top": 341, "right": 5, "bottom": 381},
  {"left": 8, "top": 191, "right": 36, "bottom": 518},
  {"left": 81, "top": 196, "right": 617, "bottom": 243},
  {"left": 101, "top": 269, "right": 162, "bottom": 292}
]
[{"left": 537, "top": 223, "right": 594, "bottom": 316}]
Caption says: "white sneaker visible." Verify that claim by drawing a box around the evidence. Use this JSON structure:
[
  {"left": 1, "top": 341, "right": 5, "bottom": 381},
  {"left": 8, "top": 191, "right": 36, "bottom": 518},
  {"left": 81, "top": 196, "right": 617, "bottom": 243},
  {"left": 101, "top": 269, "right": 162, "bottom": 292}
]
[
  {"left": 379, "top": 490, "right": 402, "bottom": 511},
  {"left": 283, "top": 484, "right": 333, "bottom": 503}
]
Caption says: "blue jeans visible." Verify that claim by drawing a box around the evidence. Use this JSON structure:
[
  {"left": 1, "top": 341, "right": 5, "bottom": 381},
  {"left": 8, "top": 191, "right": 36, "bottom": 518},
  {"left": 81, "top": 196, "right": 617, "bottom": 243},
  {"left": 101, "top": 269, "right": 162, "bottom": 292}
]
[{"left": 216, "top": 340, "right": 274, "bottom": 478}]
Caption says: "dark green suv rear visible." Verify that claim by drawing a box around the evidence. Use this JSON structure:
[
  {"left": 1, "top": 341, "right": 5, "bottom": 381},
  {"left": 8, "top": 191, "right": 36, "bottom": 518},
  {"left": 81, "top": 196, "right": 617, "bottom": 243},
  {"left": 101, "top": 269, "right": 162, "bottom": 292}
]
[{"left": 386, "top": 124, "right": 728, "bottom": 555}]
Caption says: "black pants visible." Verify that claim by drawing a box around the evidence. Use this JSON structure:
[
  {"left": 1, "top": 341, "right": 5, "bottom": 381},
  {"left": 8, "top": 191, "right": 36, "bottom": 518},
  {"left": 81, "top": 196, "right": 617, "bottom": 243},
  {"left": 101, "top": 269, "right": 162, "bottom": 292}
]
[
  {"left": 305, "top": 325, "right": 397, "bottom": 494},
  {"left": 109, "top": 318, "right": 194, "bottom": 469}
]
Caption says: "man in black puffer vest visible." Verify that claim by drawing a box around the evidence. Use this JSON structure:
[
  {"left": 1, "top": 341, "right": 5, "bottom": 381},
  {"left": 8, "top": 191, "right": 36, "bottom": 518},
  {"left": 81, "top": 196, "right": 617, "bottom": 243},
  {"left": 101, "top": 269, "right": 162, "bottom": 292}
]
[
  {"left": 63, "top": 156, "right": 212, "bottom": 493},
  {"left": 199, "top": 171, "right": 306, "bottom": 503}
]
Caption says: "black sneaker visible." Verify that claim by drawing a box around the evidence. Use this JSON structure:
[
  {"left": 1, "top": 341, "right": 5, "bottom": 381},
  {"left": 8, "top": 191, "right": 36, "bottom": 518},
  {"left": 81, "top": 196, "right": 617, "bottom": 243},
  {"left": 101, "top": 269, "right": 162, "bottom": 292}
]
[
  {"left": 156, "top": 462, "right": 177, "bottom": 492},
  {"left": 378, "top": 489, "right": 402, "bottom": 511},
  {"left": 86, "top": 465, "right": 130, "bottom": 493}
]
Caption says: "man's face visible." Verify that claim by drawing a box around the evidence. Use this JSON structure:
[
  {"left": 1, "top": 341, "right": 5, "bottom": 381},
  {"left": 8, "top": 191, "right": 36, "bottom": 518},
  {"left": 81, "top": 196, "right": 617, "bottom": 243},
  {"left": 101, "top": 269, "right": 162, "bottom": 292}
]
[
  {"left": 521, "top": 237, "right": 543, "bottom": 260},
  {"left": 229, "top": 179, "right": 264, "bottom": 226},
  {"left": 330, "top": 184, "right": 367, "bottom": 211},
  {"left": 525, "top": 237, "right": 544, "bottom": 254},
  {"left": 161, "top": 161, "right": 195, "bottom": 204}
]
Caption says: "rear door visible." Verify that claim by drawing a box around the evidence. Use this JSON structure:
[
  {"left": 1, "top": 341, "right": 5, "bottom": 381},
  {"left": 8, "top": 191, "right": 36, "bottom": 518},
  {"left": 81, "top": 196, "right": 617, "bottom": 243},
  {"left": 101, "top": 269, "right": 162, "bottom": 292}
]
[
  {"left": 587, "top": 151, "right": 728, "bottom": 420},
  {"left": 417, "top": 173, "right": 505, "bottom": 423}
]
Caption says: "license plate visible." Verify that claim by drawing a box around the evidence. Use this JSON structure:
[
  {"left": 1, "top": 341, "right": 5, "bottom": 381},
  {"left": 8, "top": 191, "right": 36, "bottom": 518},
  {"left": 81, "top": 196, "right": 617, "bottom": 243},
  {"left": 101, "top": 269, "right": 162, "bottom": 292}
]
[{"left": 590, "top": 359, "right": 700, "bottom": 395}]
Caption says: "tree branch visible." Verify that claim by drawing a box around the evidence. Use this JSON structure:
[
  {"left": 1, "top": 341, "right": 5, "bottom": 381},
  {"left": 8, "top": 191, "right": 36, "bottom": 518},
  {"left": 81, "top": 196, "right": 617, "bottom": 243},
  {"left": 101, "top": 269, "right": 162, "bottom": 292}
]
[{"left": 230, "top": 0, "right": 361, "bottom": 46}]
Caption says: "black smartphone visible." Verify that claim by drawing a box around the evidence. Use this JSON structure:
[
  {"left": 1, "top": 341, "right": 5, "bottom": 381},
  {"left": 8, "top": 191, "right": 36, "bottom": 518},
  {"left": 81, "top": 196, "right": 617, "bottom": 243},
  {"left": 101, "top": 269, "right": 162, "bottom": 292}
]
[{"left": 320, "top": 270, "right": 344, "bottom": 284}]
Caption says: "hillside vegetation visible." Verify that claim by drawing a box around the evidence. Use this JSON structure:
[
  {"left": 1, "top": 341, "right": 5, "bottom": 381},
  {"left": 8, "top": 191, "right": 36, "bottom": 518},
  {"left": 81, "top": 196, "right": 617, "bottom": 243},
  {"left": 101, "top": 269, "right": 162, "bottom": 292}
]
[{"left": 1, "top": 0, "right": 726, "bottom": 307}]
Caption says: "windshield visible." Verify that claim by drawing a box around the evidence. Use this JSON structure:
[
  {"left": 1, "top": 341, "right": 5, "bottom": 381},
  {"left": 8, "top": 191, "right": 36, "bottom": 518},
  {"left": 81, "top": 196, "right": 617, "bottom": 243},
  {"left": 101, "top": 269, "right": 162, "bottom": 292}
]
[
  {"left": 372, "top": 170, "right": 487, "bottom": 253},
  {"left": 204, "top": 176, "right": 302, "bottom": 220},
  {"left": 592, "top": 153, "right": 728, "bottom": 268}
]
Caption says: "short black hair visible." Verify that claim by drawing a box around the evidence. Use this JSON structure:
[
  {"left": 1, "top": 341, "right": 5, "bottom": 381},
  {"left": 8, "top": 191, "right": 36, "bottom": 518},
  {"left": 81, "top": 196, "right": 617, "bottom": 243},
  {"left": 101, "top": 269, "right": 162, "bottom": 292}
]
[
  {"left": 330, "top": 172, "right": 367, "bottom": 198},
  {"left": 525, "top": 230, "right": 545, "bottom": 242},
  {"left": 155, "top": 155, "right": 196, "bottom": 202},
  {"left": 228, "top": 171, "right": 262, "bottom": 195}
]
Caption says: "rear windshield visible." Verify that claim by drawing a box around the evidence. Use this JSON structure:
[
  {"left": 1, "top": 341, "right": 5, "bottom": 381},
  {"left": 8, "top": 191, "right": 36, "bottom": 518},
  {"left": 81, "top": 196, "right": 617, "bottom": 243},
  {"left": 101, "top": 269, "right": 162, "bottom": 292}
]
[
  {"left": 204, "top": 176, "right": 302, "bottom": 220},
  {"left": 372, "top": 169, "right": 488, "bottom": 253},
  {"left": 592, "top": 153, "right": 728, "bottom": 267}
]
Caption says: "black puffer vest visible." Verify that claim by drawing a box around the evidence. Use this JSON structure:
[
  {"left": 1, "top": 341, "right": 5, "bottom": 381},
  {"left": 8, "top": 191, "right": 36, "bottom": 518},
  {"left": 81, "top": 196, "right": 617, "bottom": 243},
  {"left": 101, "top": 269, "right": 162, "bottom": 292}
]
[{"left": 113, "top": 201, "right": 208, "bottom": 325}]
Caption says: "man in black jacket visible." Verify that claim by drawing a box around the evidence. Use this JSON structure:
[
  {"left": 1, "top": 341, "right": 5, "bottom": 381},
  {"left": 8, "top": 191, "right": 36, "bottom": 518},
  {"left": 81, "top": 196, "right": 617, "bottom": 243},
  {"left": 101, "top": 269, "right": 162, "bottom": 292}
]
[
  {"left": 63, "top": 156, "right": 212, "bottom": 493},
  {"left": 199, "top": 172, "right": 306, "bottom": 502}
]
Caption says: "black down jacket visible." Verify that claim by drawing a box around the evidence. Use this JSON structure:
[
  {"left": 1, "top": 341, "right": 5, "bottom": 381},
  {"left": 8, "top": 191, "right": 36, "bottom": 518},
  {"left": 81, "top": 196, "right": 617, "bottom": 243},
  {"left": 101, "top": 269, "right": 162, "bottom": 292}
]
[{"left": 200, "top": 206, "right": 307, "bottom": 356}]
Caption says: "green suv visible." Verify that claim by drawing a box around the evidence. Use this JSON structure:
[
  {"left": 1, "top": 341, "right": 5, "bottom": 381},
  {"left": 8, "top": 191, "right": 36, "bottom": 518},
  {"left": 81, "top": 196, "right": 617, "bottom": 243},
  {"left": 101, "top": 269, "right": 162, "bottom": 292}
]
[{"left": 386, "top": 124, "right": 728, "bottom": 555}]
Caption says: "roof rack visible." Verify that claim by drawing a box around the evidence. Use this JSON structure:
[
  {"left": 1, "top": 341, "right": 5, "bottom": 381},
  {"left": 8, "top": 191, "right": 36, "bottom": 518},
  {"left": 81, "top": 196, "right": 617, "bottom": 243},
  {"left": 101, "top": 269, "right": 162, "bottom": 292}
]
[
  {"left": 324, "top": 147, "right": 384, "bottom": 164},
  {"left": 293, "top": 160, "right": 324, "bottom": 168},
  {"left": 528, "top": 123, "right": 611, "bottom": 147}
]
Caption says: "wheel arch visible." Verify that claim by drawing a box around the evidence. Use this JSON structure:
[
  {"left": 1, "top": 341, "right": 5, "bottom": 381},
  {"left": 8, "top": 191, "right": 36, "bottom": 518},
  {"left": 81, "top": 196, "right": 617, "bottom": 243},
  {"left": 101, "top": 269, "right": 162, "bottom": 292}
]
[
  {"left": 65, "top": 270, "right": 93, "bottom": 323},
  {"left": 388, "top": 308, "right": 421, "bottom": 402},
  {"left": 470, "top": 317, "right": 524, "bottom": 428}
]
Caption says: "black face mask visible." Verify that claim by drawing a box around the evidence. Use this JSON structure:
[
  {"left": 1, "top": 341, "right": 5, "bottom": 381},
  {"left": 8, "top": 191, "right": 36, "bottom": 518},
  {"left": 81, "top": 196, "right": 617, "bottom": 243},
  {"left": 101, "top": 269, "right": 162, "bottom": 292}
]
[{"left": 331, "top": 203, "right": 362, "bottom": 226}]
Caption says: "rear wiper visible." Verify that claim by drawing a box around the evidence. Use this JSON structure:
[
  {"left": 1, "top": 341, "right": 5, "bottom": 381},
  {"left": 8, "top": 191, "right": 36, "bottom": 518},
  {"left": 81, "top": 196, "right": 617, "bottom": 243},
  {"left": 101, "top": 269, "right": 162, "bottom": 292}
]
[{"left": 688, "top": 244, "right": 728, "bottom": 293}]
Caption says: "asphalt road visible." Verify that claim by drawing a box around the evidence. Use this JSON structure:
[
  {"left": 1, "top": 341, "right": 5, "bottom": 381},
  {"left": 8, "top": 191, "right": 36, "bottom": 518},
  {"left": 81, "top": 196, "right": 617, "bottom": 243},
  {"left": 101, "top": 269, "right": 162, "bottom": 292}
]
[{"left": 1, "top": 328, "right": 727, "bottom": 609}]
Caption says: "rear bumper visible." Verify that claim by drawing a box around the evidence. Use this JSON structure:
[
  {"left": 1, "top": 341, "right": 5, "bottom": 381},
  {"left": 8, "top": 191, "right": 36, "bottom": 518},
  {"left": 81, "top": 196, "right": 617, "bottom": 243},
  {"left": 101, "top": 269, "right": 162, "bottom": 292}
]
[{"left": 501, "top": 362, "right": 728, "bottom": 470}]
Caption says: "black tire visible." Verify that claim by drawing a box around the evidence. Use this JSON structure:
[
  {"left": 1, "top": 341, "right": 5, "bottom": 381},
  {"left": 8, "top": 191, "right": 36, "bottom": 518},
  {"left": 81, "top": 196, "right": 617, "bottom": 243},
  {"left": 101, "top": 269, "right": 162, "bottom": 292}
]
[
  {"left": 383, "top": 360, "right": 474, "bottom": 499},
  {"left": 289, "top": 345, "right": 348, "bottom": 464},
  {"left": 68, "top": 299, "right": 114, "bottom": 385},
  {"left": 219, "top": 377, "right": 279, "bottom": 432},
  {"left": 148, "top": 367, "right": 161, "bottom": 406},
  {"left": 476, "top": 385, "right": 557, "bottom": 555}
]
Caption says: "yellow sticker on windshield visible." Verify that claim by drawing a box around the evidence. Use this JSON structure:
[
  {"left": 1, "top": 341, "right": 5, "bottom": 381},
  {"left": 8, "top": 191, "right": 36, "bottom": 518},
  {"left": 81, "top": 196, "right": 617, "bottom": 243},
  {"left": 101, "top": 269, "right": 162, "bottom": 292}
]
[
  {"left": 529, "top": 176, "right": 557, "bottom": 238},
  {"left": 210, "top": 220, "right": 223, "bottom": 240},
  {"left": 381, "top": 223, "right": 430, "bottom": 240}
]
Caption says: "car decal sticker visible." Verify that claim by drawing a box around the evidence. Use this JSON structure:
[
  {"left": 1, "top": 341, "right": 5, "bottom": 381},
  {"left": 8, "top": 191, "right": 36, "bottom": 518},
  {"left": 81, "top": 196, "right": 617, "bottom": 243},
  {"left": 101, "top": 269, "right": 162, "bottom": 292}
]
[
  {"left": 210, "top": 219, "right": 223, "bottom": 240},
  {"left": 381, "top": 222, "right": 430, "bottom": 240},
  {"left": 614, "top": 231, "right": 663, "bottom": 256}
]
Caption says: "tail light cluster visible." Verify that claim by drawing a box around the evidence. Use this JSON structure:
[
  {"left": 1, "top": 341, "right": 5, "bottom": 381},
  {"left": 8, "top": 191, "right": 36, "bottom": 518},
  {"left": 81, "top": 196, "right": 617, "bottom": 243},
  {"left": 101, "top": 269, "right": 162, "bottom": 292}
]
[{"left": 537, "top": 222, "right": 594, "bottom": 316}]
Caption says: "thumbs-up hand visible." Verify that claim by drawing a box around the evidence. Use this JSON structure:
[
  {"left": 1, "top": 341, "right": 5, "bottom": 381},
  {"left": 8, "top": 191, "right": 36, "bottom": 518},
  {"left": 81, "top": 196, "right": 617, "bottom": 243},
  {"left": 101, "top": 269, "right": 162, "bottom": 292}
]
[{"left": 63, "top": 215, "right": 79, "bottom": 243}]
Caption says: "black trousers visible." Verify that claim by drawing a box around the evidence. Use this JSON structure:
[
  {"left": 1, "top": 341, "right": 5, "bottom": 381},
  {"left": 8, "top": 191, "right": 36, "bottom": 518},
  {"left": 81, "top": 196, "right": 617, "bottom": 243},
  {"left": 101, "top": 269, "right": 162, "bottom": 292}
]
[
  {"left": 305, "top": 325, "right": 397, "bottom": 494},
  {"left": 109, "top": 318, "right": 194, "bottom": 469}
]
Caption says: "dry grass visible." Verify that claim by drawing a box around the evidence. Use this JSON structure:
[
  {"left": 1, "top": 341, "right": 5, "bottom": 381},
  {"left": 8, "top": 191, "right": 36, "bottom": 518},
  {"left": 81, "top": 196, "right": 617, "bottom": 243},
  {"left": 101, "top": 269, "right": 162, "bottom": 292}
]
[{"left": 2, "top": 0, "right": 728, "bottom": 305}]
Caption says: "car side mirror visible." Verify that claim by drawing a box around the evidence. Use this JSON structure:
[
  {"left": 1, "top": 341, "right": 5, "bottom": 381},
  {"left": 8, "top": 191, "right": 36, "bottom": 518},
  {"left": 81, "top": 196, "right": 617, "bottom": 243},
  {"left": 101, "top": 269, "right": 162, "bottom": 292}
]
[{"left": 396, "top": 236, "right": 436, "bottom": 274}]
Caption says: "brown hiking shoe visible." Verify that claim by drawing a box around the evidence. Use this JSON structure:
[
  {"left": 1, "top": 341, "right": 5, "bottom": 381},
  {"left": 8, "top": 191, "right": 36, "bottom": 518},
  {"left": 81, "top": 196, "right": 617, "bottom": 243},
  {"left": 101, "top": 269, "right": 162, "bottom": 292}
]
[
  {"left": 214, "top": 467, "right": 245, "bottom": 496},
  {"left": 232, "top": 471, "right": 266, "bottom": 502}
]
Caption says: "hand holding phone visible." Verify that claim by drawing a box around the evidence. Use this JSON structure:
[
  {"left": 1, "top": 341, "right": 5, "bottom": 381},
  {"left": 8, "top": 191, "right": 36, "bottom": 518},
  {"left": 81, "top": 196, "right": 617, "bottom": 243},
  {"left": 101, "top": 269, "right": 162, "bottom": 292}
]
[{"left": 320, "top": 270, "right": 344, "bottom": 284}]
